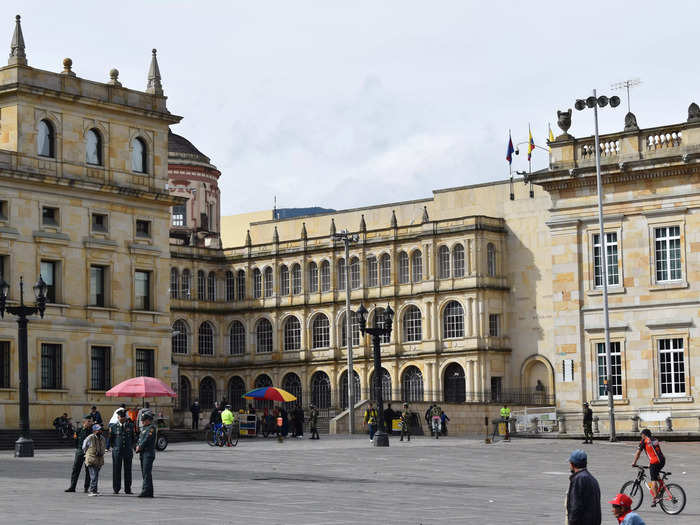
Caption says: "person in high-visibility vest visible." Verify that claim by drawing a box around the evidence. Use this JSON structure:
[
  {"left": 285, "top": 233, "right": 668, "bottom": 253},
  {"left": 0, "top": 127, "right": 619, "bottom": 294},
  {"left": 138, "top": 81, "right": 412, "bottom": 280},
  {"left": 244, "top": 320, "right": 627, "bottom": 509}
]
[
  {"left": 221, "top": 405, "right": 236, "bottom": 447},
  {"left": 364, "top": 402, "right": 378, "bottom": 441},
  {"left": 500, "top": 405, "right": 511, "bottom": 440}
]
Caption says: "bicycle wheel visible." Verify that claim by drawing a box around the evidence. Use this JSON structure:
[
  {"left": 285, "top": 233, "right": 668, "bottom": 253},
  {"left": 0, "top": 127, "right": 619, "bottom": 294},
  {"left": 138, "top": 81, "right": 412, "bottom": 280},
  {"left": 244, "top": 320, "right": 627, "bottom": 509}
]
[
  {"left": 659, "top": 483, "right": 686, "bottom": 515},
  {"left": 215, "top": 429, "right": 226, "bottom": 447},
  {"left": 620, "top": 481, "right": 643, "bottom": 510},
  {"left": 231, "top": 424, "right": 239, "bottom": 447},
  {"left": 205, "top": 428, "right": 216, "bottom": 447}
]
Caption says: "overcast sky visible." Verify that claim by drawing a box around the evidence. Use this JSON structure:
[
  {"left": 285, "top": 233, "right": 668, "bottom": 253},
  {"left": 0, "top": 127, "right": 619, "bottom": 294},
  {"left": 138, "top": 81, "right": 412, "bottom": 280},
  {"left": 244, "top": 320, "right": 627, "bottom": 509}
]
[{"left": 10, "top": 1, "right": 700, "bottom": 215}]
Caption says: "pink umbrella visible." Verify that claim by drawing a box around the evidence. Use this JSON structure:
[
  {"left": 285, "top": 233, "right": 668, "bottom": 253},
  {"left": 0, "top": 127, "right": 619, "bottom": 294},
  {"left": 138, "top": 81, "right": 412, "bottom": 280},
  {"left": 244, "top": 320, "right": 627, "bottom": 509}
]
[{"left": 106, "top": 376, "right": 177, "bottom": 398}]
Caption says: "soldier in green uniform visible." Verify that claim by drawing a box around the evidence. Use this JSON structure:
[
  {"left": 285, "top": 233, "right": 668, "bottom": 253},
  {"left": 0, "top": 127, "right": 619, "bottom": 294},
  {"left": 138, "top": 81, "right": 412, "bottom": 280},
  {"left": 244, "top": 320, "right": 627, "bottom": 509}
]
[
  {"left": 108, "top": 409, "right": 136, "bottom": 494},
  {"left": 309, "top": 404, "right": 320, "bottom": 440},
  {"left": 65, "top": 414, "right": 93, "bottom": 492},
  {"left": 135, "top": 410, "right": 157, "bottom": 498},
  {"left": 399, "top": 403, "right": 411, "bottom": 442}
]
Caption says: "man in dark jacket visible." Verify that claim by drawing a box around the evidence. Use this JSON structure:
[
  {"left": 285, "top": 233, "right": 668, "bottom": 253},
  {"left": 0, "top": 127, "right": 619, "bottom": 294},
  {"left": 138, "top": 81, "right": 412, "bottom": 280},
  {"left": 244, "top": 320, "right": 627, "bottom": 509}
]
[
  {"left": 209, "top": 402, "right": 222, "bottom": 427},
  {"left": 65, "top": 414, "right": 93, "bottom": 492},
  {"left": 582, "top": 403, "right": 594, "bottom": 444},
  {"left": 566, "top": 449, "right": 601, "bottom": 525},
  {"left": 190, "top": 400, "right": 201, "bottom": 430}
]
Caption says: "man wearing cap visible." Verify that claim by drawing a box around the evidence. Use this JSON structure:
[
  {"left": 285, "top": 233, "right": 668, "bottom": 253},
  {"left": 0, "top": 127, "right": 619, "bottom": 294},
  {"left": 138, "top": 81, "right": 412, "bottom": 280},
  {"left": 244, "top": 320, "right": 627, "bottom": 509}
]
[
  {"left": 108, "top": 409, "right": 136, "bottom": 494},
  {"left": 89, "top": 405, "right": 103, "bottom": 426},
  {"left": 399, "top": 403, "right": 411, "bottom": 442},
  {"left": 65, "top": 414, "right": 93, "bottom": 493},
  {"left": 309, "top": 404, "right": 319, "bottom": 440},
  {"left": 582, "top": 402, "right": 594, "bottom": 444},
  {"left": 566, "top": 449, "right": 601, "bottom": 525},
  {"left": 135, "top": 411, "right": 157, "bottom": 497},
  {"left": 82, "top": 424, "right": 106, "bottom": 496},
  {"left": 609, "top": 493, "right": 646, "bottom": 524}
]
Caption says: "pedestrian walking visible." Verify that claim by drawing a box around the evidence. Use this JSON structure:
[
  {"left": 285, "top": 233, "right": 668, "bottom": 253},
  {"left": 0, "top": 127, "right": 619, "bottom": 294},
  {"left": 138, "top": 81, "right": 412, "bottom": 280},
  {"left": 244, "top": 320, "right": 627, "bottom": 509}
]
[
  {"left": 500, "top": 404, "right": 511, "bottom": 441},
  {"left": 384, "top": 403, "right": 395, "bottom": 434},
  {"left": 440, "top": 411, "right": 450, "bottom": 436},
  {"left": 582, "top": 402, "right": 593, "bottom": 444},
  {"left": 83, "top": 424, "right": 106, "bottom": 496},
  {"left": 65, "top": 414, "right": 93, "bottom": 493},
  {"left": 430, "top": 404, "right": 442, "bottom": 439},
  {"left": 309, "top": 404, "right": 319, "bottom": 440},
  {"left": 566, "top": 449, "right": 601, "bottom": 525},
  {"left": 399, "top": 403, "right": 411, "bottom": 442},
  {"left": 608, "top": 493, "right": 646, "bottom": 524},
  {"left": 135, "top": 411, "right": 157, "bottom": 498},
  {"left": 424, "top": 404, "right": 433, "bottom": 435},
  {"left": 190, "top": 399, "right": 201, "bottom": 430},
  {"left": 108, "top": 409, "right": 135, "bottom": 494},
  {"left": 364, "top": 402, "right": 378, "bottom": 441}
]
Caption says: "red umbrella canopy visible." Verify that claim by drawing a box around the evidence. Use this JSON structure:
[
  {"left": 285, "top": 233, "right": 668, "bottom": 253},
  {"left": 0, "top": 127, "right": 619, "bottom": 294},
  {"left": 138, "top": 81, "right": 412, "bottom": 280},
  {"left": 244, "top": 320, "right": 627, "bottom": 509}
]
[{"left": 106, "top": 376, "right": 177, "bottom": 398}]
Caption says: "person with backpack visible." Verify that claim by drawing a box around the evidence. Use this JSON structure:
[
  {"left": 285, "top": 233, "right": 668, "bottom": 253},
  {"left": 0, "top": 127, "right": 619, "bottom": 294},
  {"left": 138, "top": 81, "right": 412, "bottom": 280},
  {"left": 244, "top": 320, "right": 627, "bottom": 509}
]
[{"left": 632, "top": 429, "right": 666, "bottom": 507}]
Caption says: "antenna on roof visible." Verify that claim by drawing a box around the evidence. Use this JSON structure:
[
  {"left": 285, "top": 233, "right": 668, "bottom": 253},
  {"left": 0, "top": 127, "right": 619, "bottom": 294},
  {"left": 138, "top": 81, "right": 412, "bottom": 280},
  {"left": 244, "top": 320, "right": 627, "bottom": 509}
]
[
  {"left": 273, "top": 195, "right": 277, "bottom": 220},
  {"left": 611, "top": 78, "right": 642, "bottom": 114}
]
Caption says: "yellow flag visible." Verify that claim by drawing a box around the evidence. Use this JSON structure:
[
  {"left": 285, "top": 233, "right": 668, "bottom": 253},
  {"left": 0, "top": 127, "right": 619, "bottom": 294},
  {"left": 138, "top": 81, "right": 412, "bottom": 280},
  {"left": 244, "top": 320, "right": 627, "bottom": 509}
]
[{"left": 548, "top": 124, "right": 555, "bottom": 146}]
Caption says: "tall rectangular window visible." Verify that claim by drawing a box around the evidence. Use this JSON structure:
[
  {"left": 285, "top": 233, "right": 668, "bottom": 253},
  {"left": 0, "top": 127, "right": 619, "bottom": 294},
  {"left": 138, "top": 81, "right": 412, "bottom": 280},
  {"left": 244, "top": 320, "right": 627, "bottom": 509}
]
[
  {"left": 337, "top": 260, "right": 346, "bottom": 290},
  {"left": 366, "top": 257, "right": 378, "bottom": 287},
  {"left": 659, "top": 338, "right": 685, "bottom": 397},
  {"left": 488, "top": 314, "right": 500, "bottom": 337},
  {"left": 0, "top": 255, "right": 7, "bottom": 284},
  {"left": 40, "top": 260, "right": 57, "bottom": 303},
  {"left": 593, "top": 232, "right": 620, "bottom": 287},
  {"left": 172, "top": 205, "right": 186, "bottom": 227},
  {"left": 90, "top": 346, "right": 110, "bottom": 391},
  {"left": 236, "top": 270, "right": 246, "bottom": 300},
  {"left": 655, "top": 226, "right": 682, "bottom": 282},
  {"left": 0, "top": 341, "right": 9, "bottom": 388},
  {"left": 41, "top": 343, "right": 61, "bottom": 389},
  {"left": 0, "top": 200, "right": 7, "bottom": 221},
  {"left": 136, "top": 348, "right": 154, "bottom": 377},
  {"left": 134, "top": 270, "right": 151, "bottom": 310},
  {"left": 90, "top": 265, "right": 105, "bottom": 307},
  {"left": 597, "top": 341, "right": 622, "bottom": 399},
  {"left": 320, "top": 262, "right": 331, "bottom": 292}
]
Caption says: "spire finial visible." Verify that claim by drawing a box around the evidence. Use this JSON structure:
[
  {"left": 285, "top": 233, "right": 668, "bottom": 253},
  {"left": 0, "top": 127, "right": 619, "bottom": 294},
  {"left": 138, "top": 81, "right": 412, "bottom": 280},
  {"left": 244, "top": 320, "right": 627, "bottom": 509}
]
[
  {"left": 245, "top": 230, "right": 252, "bottom": 246},
  {"left": 8, "top": 14, "right": 27, "bottom": 66},
  {"left": 422, "top": 206, "right": 429, "bottom": 223},
  {"left": 390, "top": 209, "right": 397, "bottom": 228},
  {"left": 146, "top": 48, "right": 163, "bottom": 95},
  {"left": 273, "top": 226, "right": 279, "bottom": 244},
  {"left": 301, "top": 222, "right": 308, "bottom": 240},
  {"left": 330, "top": 218, "right": 336, "bottom": 236}
]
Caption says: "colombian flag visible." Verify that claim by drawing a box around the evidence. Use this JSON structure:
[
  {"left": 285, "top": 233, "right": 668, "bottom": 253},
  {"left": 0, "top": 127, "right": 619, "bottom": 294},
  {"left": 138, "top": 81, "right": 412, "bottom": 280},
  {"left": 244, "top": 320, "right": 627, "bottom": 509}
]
[
  {"left": 527, "top": 126, "right": 535, "bottom": 161},
  {"left": 506, "top": 132, "right": 515, "bottom": 165}
]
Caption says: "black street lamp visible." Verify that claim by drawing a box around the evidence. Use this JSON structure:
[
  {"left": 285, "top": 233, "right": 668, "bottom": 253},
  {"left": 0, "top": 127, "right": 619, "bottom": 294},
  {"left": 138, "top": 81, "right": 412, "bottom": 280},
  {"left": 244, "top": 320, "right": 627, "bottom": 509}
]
[
  {"left": 0, "top": 275, "right": 48, "bottom": 457},
  {"left": 356, "top": 303, "right": 393, "bottom": 447}
]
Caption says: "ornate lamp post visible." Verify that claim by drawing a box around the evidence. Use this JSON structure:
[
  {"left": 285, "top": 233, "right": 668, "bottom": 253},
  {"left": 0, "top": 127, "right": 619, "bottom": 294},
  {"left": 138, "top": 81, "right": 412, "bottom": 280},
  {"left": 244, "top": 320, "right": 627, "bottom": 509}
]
[
  {"left": 0, "top": 275, "right": 48, "bottom": 457},
  {"left": 356, "top": 303, "right": 393, "bottom": 447}
]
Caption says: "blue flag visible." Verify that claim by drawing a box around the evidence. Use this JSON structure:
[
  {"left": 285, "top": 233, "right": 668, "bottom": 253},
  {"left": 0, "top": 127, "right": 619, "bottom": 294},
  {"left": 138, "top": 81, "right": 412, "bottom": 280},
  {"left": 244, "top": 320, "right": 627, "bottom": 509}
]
[{"left": 506, "top": 132, "right": 515, "bottom": 165}]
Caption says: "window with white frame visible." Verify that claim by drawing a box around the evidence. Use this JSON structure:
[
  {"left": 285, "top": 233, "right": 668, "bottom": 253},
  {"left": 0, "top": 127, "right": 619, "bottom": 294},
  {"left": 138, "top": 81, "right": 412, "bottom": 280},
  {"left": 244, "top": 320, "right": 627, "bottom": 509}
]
[
  {"left": 256, "top": 319, "right": 273, "bottom": 353},
  {"left": 182, "top": 269, "right": 191, "bottom": 299},
  {"left": 225, "top": 271, "right": 235, "bottom": 301},
  {"left": 340, "top": 311, "right": 361, "bottom": 347},
  {"left": 320, "top": 261, "right": 331, "bottom": 292},
  {"left": 349, "top": 257, "right": 360, "bottom": 289},
  {"left": 596, "top": 341, "right": 622, "bottom": 399},
  {"left": 253, "top": 269, "right": 262, "bottom": 298},
  {"left": 411, "top": 251, "right": 422, "bottom": 282},
  {"left": 170, "top": 268, "right": 179, "bottom": 299},
  {"left": 403, "top": 305, "right": 422, "bottom": 342},
  {"left": 443, "top": 301, "right": 464, "bottom": 339},
  {"left": 337, "top": 259, "right": 346, "bottom": 290},
  {"left": 654, "top": 226, "right": 682, "bottom": 282},
  {"left": 236, "top": 270, "right": 246, "bottom": 300},
  {"left": 487, "top": 243, "right": 496, "bottom": 277},
  {"left": 374, "top": 307, "right": 391, "bottom": 344},
  {"left": 280, "top": 265, "right": 290, "bottom": 295},
  {"left": 380, "top": 254, "right": 391, "bottom": 286},
  {"left": 312, "top": 314, "right": 330, "bottom": 349},
  {"left": 593, "top": 232, "right": 620, "bottom": 287},
  {"left": 198, "top": 322, "right": 214, "bottom": 355},
  {"left": 366, "top": 257, "right": 378, "bottom": 287},
  {"left": 292, "top": 264, "right": 302, "bottom": 294},
  {"left": 398, "top": 252, "right": 409, "bottom": 284},
  {"left": 658, "top": 338, "right": 686, "bottom": 396},
  {"left": 197, "top": 270, "right": 205, "bottom": 300},
  {"left": 263, "top": 267, "right": 273, "bottom": 297},
  {"left": 452, "top": 244, "right": 465, "bottom": 278},
  {"left": 207, "top": 272, "right": 216, "bottom": 301},
  {"left": 438, "top": 245, "right": 450, "bottom": 279},
  {"left": 229, "top": 321, "right": 246, "bottom": 355},
  {"left": 308, "top": 262, "right": 319, "bottom": 293},
  {"left": 172, "top": 320, "right": 188, "bottom": 354},
  {"left": 283, "top": 316, "right": 301, "bottom": 351}
]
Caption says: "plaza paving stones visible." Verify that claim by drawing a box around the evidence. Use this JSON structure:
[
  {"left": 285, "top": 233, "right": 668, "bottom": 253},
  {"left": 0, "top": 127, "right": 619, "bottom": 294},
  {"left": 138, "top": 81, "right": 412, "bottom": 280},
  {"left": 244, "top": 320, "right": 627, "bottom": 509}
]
[{"left": 0, "top": 435, "right": 698, "bottom": 524}]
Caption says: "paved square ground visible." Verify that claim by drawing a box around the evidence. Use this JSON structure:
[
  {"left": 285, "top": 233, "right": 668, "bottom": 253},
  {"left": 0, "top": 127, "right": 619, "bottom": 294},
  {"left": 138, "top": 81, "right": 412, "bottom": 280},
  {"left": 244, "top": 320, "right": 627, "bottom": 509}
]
[{"left": 0, "top": 435, "right": 698, "bottom": 524}]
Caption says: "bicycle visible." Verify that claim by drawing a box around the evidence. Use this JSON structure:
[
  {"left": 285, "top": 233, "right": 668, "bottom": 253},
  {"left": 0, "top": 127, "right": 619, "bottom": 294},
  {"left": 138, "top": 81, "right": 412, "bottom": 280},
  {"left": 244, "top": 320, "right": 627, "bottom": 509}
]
[
  {"left": 206, "top": 423, "right": 226, "bottom": 447},
  {"left": 224, "top": 422, "right": 239, "bottom": 447},
  {"left": 620, "top": 465, "right": 686, "bottom": 515}
]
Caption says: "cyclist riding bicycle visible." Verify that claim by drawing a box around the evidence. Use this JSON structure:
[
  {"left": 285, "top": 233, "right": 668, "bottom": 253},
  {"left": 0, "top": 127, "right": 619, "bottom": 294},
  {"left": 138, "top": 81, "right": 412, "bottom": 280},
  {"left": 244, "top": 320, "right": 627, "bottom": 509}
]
[
  {"left": 221, "top": 404, "right": 236, "bottom": 447},
  {"left": 632, "top": 428, "right": 665, "bottom": 507}
]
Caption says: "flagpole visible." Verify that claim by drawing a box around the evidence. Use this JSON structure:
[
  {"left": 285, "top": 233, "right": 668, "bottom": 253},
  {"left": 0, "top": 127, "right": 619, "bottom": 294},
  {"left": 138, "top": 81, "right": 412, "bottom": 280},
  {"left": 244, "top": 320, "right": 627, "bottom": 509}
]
[{"left": 509, "top": 129, "right": 514, "bottom": 201}]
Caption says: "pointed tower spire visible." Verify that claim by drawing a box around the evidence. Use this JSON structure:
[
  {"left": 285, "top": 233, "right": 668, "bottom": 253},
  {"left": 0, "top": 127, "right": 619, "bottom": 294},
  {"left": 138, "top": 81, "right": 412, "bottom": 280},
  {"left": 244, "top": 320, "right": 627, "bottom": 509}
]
[
  {"left": 330, "top": 218, "right": 336, "bottom": 236},
  {"left": 422, "top": 206, "right": 429, "bottom": 223},
  {"left": 8, "top": 15, "right": 26, "bottom": 66},
  {"left": 245, "top": 230, "right": 252, "bottom": 246},
  {"left": 301, "top": 222, "right": 308, "bottom": 240},
  {"left": 273, "top": 226, "right": 279, "bottom": 244},
  {"left": 390, "top": 210, "right": 397, "bottom": 228},
  {"left": 146, "top": 48, "right": 163, "bottom": 95},
  {"left": 359, "top": 214, "right": 366, "bottom": 232}
]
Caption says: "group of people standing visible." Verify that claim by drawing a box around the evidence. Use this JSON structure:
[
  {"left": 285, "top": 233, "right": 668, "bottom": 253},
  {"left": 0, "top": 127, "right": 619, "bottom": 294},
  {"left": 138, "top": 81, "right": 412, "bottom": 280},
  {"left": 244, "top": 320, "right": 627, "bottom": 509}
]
[
  {"left": 363, "top": 402, "right": 421, "bottom": 441},
  {"left": 65, "top": 405, "right": 158, "bottom": 498}
]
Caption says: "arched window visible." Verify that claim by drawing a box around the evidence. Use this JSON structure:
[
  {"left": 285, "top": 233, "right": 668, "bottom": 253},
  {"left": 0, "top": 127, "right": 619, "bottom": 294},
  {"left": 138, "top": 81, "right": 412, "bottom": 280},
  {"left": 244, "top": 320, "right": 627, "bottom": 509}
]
[
  {"left": 229, "top": 321, "right": 246, "bottom": 356},
  {"left": 37, "top": 119, "right": 55, "bottom": 158},
  {"left": 443, "top": 301, "right": 464, "bottom": 339},
  {"left": 380, "top": 254, "right": 391, "bottom": 286},
  {"left": 337, "top": 258, "right": 346, "bottom": 290},
  {"left": 283, "top": 316, "right": 301, "bottom": 351},
  {"left": 487, "top": 243, "right": 496, "bottom": 277},
  {"left": 197, "top": 270, "right": 205, "bottom": 300},
  {"left": 179, "top": 376, "right": 191, "bottom": 410},
  {"left": 340, "top": 369, "right": 361, "bottom": 409},
  {"left": 225, "top": 271, "right": 235, "bottom": 301},
  {"left": 199, "top": 377, "right": 216, "bottom": 409},
  {"left": 131, "top": 137, "right": 147, "bottom": 173},
  {"left": 340, "top": 311, "right": 360, "bottom": 348},
  {"left": 370, "top": 367, "right": 392, "bottom": 402},
  {"left": 308, "top": 262, "right": 319, "bottom": 293},
  {"left": 170, "top": 268, "right": 179, "bottom": 299},
  {"left": 181, "top": 269, "right": 191, "bottom": 299},
  {"left": 228, "top": 376, "right": 246, "bottom": 411},
  {"left": 398, "top": 252, "right": 409, "bottom": 284},
  {"left": 438, "top": 245, "right": 450, "bottom": 279},
  {"left": 253, "top": 268, "right": 262, "bottom": 298},
  {"left": 263, "top": 267, "right": 273, "bottom": 298},
  {"left": 86, "top": 128, "right": 102, "bottom": 165},
  {"left": 310, "top": 371, "right": 331, "bottom": 409},
  {"left": 411, "top": 250, "right": 422, "bottom": 282},
  {"left": 452, "top": 244, "right": 465, "bottom": 278},
  {"left": 373, "top": 307, "right": 391, "bottom": 344},
  {"left": 279, "top": 265, "right": 290, "bottom": 296},
  {"left": 349, "top": 257, "right": 360, "bottom": 289},
  {"left": 366, "top": 256, "right": 378, "bottom": 287},
  {"left": 403, "top": 305, "right": 422, "bottom": 343},
  {"left": 255, "top": 318, "right": 273, "bottom": 353},
  {"left": 401, "top": 366, "right": 424, "bottom": 402},
  {"left": 198, "top": 321, "right": 214, "bottom": 355},
  {"left": 320, "top": 261, "right": 331, "bottom": 292},
  {"left": 254, "top": 374, "right": 274, "bottom": 409},
  {"left": 207, "top": 271, "right": 216, "bottom": 301},
  {"left": 282, "top": 373, "right": 302, "bottom": 408},
  {"left": 311, "top": 314, "right": 330, "bottom": 349},
  {"left": 444, "top": 363, "right": 466, "bottom": 402},
  {"left": 236, "top": 270, "right": 246, "bottom": 300},
  {"left": 172, "top": 320, "right": 188, "bottom": 354},
  {"left": 291, "top": 264, "right": 302, "bottom": 294}
]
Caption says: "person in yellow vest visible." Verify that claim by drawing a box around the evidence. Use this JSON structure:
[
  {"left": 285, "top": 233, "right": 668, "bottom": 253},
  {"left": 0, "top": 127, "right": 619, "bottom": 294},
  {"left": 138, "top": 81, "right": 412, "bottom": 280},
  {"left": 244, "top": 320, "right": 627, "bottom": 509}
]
[
  {"left": 364, "top": 402, "right": 378, "bottom": 441},
  {"left": 500, "top": 404, "right": 511, "bottom": 441},
  {"left": 221, "top": 404, "right": 236, "bottom": 447}
]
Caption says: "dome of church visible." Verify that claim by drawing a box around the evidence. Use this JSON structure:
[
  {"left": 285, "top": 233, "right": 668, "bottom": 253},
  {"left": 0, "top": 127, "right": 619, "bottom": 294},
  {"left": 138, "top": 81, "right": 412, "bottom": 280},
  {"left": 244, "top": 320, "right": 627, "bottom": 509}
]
[{"left": 168, "top": 129, "right": 211, "bottom": 163}]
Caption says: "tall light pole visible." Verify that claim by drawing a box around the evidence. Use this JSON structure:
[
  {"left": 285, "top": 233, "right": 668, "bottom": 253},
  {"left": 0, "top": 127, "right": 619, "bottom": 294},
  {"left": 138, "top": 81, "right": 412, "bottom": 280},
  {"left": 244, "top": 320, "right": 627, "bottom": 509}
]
[
  {"left": 575, "top": 91, "right": 621, "bottom": 442},
  {"left": 0, "top": 275, "right": 48, "bottom": 457},
  {"left": 332, "top": 229, "right": 359, "bottom": 434}
]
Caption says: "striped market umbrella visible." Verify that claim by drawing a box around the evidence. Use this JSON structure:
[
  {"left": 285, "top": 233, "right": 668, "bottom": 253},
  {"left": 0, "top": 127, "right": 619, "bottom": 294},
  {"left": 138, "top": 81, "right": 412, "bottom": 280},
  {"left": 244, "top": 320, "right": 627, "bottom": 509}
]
[{"left": 242, "top": 386, "right": 297, "bottom": 402}]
